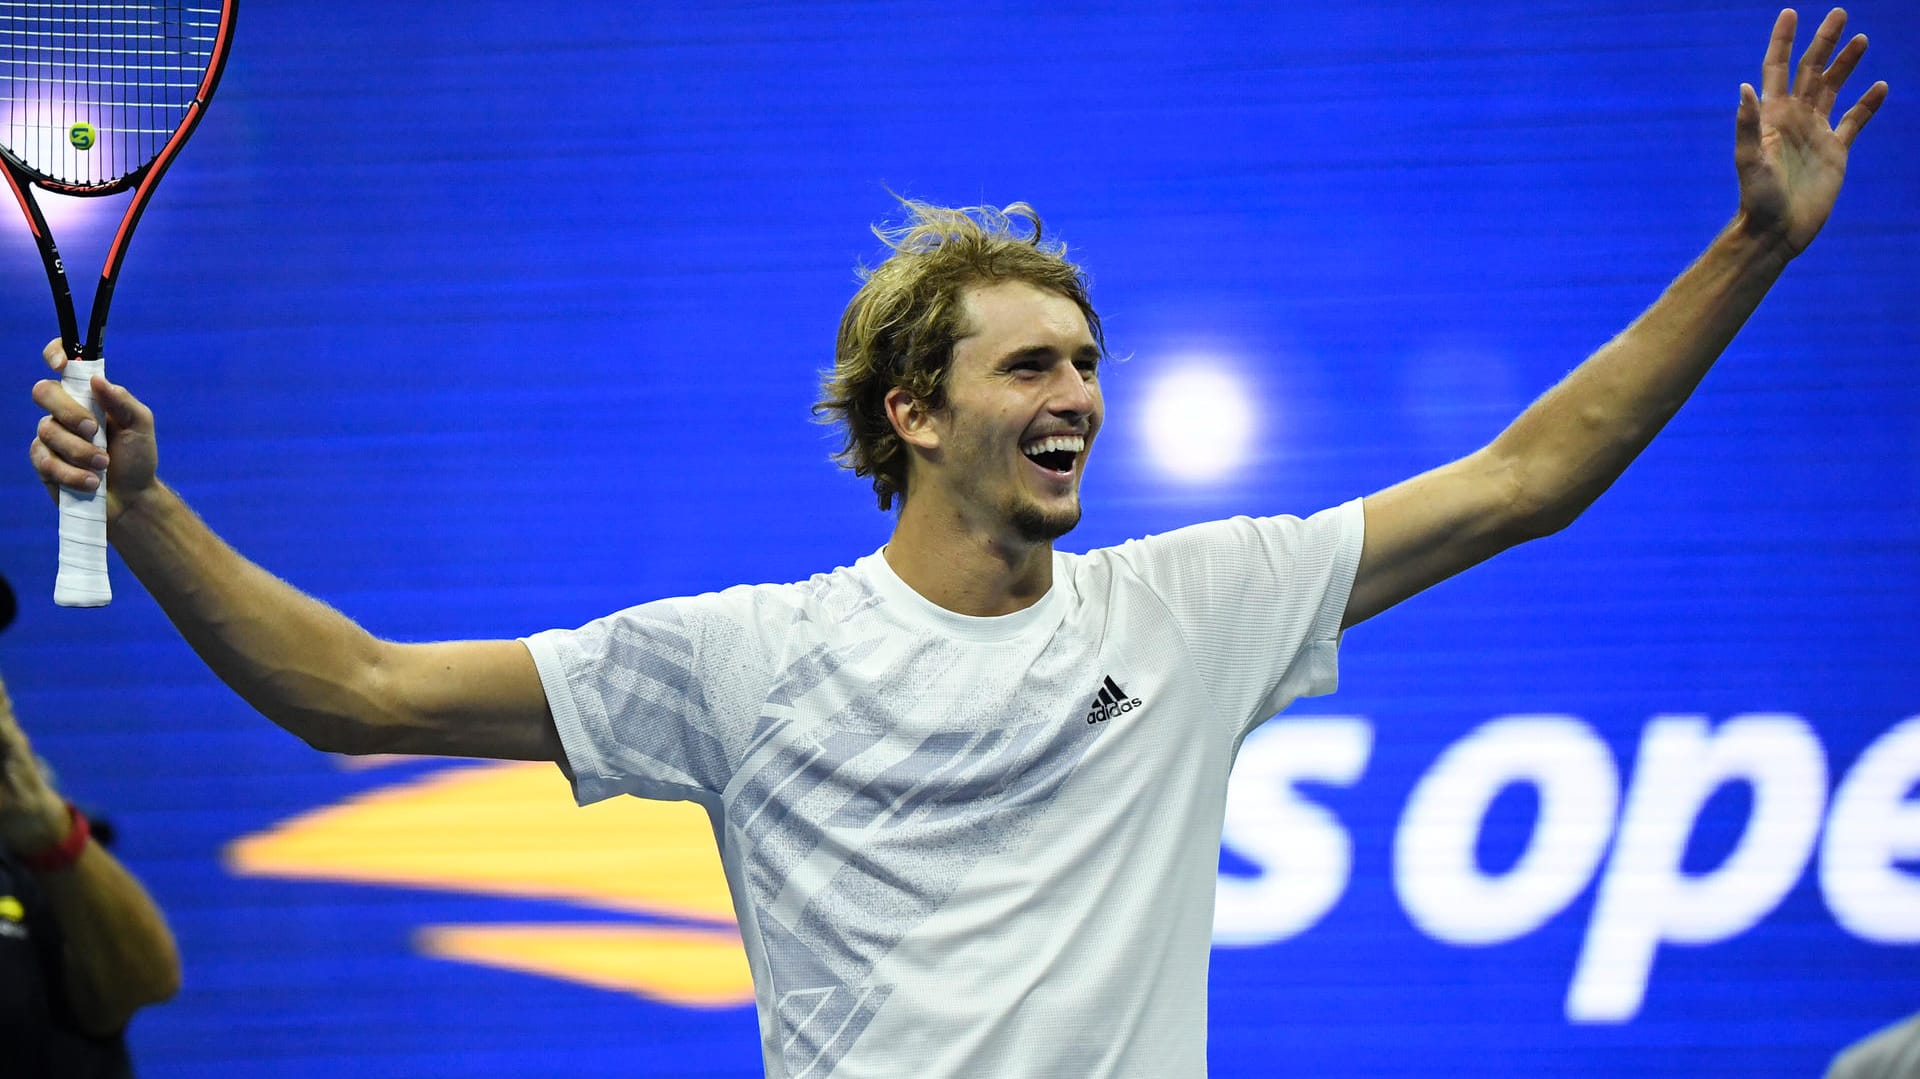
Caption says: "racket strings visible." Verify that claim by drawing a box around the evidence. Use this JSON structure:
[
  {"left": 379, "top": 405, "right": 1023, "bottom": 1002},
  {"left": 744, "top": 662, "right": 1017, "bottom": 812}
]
[{"left": 0, "top": 1, "right": 220, "bottom": 188}]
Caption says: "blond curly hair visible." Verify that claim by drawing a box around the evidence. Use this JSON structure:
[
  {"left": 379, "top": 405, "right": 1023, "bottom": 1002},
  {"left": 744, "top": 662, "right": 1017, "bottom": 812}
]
[{"left": 815, "top": 199, "right": 1104, "bottom": 510}]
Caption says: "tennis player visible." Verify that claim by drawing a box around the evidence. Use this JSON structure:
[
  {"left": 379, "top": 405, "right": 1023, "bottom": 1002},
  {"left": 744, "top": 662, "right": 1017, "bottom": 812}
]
[{"left": 24, "top": 10, "right": 1887, "bottom": 1078}]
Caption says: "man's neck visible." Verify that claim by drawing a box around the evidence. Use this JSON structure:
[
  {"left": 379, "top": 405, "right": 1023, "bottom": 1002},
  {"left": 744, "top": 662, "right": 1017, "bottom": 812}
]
[{"left": 883, "top": 499, "right": 1055, "bottom": 617}]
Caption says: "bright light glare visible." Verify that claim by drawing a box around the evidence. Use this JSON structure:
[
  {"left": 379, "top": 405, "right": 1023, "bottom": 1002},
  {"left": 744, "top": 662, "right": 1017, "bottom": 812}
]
[
  {"left": 0, "top": 100, "right": 118, "bottom": 235},
  {"left": 1141, "top": 362, "right": 1257, "bottom": 484},
  {"left": 29, "top": 188, "right": 107, "bottom": 234},
  {"left": 0, "top": 187, "right": 112, "bottom": 264}
]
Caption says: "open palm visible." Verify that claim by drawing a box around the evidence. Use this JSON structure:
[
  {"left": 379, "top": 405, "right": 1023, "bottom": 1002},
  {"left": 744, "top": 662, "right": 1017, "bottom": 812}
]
[{"left": 1738, "top": 8, "right": 1889, "bottom": 257}]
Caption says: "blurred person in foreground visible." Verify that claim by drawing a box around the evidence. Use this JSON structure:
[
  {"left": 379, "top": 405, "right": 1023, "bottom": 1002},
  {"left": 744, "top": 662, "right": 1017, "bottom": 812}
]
[{"left": 0, "top": 571, "right": 182, "bottom": 1078}]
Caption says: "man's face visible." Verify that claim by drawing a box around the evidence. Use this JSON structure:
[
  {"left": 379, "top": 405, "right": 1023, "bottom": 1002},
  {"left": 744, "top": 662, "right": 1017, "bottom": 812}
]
[{"left": 912, "top": 279, "right": 1103, "bottom": 544}]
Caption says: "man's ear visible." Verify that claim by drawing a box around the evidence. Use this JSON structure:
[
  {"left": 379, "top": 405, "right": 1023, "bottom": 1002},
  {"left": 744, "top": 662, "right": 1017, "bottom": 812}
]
[{"left": 885, "top": 386, "right": 940, "bottom": 452}]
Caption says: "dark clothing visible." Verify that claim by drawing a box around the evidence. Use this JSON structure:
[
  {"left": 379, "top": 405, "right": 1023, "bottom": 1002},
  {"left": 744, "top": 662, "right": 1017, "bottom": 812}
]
[{"left": 0, "top": 852, "right": 135, "bottom": 1079}]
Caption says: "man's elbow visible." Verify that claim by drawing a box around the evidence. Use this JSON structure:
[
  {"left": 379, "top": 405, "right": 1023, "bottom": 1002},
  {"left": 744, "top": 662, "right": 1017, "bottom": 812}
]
[
  {"left": 264, "top": 699, "right": 381, "bottom": 756},
  {"left": 258, "top": 646, "right": 415, "bottom": 756},
  {"left": 72, "top": 940, "right": 182, "bottom": 1037},
  {"left": 1495, "top": 449, "right": 1606, "bottom": 543},
  {"left": 124, "top": 944, "right": 184, "bottom": 1021},
  {"left": 1510, "top": 497, "right": 1585, "bottom": 542},
  {"left": 1463, "top": 448, "right": 1563, "bottom": 546},
  {"left": 151, "top": 951, "right": 183, "bottom": 1006},
  {"left": 282, "top": 709, "right": 423, "bottom": 757}
]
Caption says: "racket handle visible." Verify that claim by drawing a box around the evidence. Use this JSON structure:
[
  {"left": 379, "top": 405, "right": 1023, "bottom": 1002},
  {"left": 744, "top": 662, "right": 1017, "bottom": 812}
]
[{"left": 54, "top": 357, "right": 111, "bottom": 608}]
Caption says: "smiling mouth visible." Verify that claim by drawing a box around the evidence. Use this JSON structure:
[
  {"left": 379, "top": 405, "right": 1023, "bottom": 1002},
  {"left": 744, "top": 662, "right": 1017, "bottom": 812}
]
[{"left": 1022, "top": 434, "right": 1086, "bottom": 476}]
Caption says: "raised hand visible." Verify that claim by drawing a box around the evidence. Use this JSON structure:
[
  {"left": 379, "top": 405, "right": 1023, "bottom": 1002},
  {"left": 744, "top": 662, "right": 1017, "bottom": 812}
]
[
  {"left": 29, "top": 339, "right": 159, "bottom": 521},
  {"left": 1737, "top": 7, "right": 1889, "bottom": 257}
]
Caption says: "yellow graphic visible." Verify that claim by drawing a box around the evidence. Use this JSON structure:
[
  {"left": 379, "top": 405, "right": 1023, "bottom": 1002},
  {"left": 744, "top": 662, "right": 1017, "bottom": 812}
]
[
  {"left": 226, "top": 760, "right": 752, "bottom": 1007},
  {"left": 0, "top": 895, "right": 22, "bottom": 922},
  {"left": 419, "top": 923, "right": 753, "bottom": 1008},
  {"left": 68, "top": 121, "right": 96, "bottom": 150}
]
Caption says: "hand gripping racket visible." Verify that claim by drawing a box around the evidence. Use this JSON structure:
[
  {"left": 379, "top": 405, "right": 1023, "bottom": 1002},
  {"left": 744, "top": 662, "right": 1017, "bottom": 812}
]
[{"left": 1, "top": 0, "right": 237, "bottom": 606}]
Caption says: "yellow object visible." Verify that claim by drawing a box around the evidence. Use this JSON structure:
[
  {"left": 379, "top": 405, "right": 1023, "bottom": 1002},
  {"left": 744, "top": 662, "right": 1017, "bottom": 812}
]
[
  {"left": 68, "top": 122, "right": 96, "bottom": 151},
  {"left": 0, "top": 895, "right": 23, "bottom": 922},
  {"left": 418, "top": 923, "right": 753, "bottom": 1007},
  {"left": 226, "top": 760, "right": 734, "bottom": 921},
  {"left": 226, "top": 760, "right": 753, "bottom": 1005}
]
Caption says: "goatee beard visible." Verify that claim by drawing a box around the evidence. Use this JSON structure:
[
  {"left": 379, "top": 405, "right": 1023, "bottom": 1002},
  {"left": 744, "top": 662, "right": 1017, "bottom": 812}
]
[{"left": 1009, "top": 498, "right": 1081, "bottom": 543}]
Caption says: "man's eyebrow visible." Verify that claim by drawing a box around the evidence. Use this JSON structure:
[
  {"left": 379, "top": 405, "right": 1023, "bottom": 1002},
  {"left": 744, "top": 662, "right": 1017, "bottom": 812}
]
[
  {"left": 995, "top": 343, "right": 1101, "bottom": 366},
  {"left": 995, "top": 344, "right": 1057, "bottom": 366}
]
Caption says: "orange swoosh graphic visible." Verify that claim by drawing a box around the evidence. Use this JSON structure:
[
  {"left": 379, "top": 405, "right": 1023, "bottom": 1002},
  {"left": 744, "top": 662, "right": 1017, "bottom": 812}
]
[
  {"left": 418, "top": 923, "right": 752, "bottom": 1009},
  {"left": 226, "top": 760, "right": 753, "bottom": 1006}
]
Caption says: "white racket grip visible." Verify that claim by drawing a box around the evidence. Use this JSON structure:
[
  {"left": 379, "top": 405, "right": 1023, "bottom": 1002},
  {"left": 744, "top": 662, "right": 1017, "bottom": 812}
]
[{"left": 54, "top": 357, "right": 111, "bottom": 607}]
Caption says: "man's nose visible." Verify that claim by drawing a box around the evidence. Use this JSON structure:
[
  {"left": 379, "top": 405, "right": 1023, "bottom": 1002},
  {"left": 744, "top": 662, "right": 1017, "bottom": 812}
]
[{"left": 1049, "top": 365, "right": 1097, "bottom": 418}]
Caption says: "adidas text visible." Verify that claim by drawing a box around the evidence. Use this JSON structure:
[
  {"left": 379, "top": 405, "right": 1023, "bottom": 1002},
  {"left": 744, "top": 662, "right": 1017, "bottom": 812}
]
[{"left": 1087, "top": 675, "right": 1144, "bottom": 724}]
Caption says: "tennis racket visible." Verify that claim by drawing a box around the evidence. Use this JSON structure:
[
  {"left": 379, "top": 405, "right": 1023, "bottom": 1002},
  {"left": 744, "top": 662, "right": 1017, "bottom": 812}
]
[{"left": 1, "top": 0, "right": 237, "bottom": 607}]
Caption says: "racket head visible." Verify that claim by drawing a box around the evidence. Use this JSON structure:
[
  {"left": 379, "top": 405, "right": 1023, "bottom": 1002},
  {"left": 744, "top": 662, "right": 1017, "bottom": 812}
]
[{"left": 0, "top": 0, "right": 238, "bottom": 196}]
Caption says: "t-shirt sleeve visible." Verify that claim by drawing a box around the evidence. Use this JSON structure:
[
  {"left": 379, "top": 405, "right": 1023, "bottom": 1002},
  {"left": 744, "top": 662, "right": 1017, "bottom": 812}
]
[
  {"left": 1109, "top": 498, "right": 1364, "bottom": 733},
  {"left": 521, "top": 585, "right": 783, "bottom": 807}
]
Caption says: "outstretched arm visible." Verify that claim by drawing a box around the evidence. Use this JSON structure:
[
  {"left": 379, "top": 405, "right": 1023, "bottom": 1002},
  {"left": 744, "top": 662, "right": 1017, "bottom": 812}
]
[
  {"left": 0, "top": 673, "right": 179, "bottom": 1035},
  {"left": 1344, "top": 7, "right": 1889, "bottom": 629},
  {"left": 28, "top": 348, "right": 561, "bottom": 762}
]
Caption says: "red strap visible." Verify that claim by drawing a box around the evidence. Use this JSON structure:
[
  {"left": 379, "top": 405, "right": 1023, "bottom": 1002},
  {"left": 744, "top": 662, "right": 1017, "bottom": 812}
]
[{"left": 19, "top": 802, "right": 90, "bottom": 873}]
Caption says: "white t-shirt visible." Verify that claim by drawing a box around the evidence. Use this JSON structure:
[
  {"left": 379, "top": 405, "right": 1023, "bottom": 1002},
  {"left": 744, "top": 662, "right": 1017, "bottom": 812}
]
[{"left": 523, "top": 500, "right": 1364, "bottom": 1078}]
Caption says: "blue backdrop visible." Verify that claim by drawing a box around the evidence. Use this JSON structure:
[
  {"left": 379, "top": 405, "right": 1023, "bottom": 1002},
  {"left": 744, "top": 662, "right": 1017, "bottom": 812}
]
[{"left": 2, "top": 3, "right": 1916, "bottom": 1076}]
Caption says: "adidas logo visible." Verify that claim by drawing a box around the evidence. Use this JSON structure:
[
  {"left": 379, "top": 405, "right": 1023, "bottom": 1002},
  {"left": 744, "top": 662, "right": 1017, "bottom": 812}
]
[{"left": 1086, "top": 675, "right": 1144, "bottom": 725}]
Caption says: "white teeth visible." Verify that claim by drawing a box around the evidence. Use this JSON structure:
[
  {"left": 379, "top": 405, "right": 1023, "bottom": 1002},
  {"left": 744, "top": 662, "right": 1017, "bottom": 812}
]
[{"left": 1022, "top": 435, "right": 1086, "bottom": 459}]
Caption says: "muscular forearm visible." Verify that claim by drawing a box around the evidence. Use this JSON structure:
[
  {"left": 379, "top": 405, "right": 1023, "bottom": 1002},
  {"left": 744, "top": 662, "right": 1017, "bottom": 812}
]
[
  {"left": 1492, "top": 215, "right": 1793, "bottom": 535},
  {"left": 108, "top": 482, "right": 400, "bottom": 753},
  {"left": 106, "top": 482, "right": 558, "bottom": 760},
  {"left": 33, "top": 840, "right": 180, "bottom": 1035}
]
